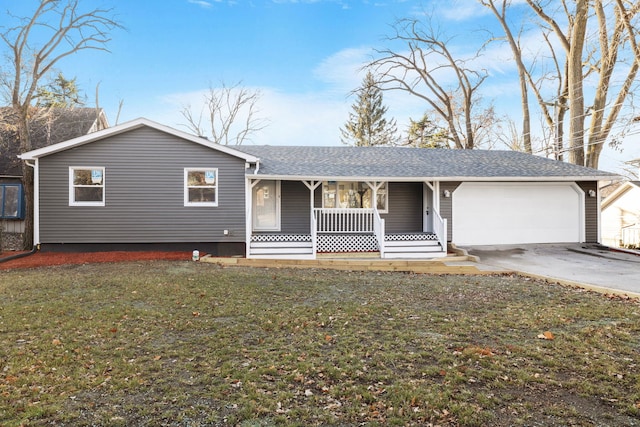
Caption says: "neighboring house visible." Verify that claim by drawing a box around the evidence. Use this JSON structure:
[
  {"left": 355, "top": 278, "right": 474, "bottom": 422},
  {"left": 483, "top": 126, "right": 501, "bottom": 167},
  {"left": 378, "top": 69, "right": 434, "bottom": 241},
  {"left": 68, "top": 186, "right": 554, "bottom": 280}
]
[
  {"left": 601, "top": 181, "right": 640, "bottom": 248},
  {"left": 0, "top": 107, "right": 108, "bottom": 249},
  {"left": 19, "top": 118, "right": 616, "bottom": 259}
]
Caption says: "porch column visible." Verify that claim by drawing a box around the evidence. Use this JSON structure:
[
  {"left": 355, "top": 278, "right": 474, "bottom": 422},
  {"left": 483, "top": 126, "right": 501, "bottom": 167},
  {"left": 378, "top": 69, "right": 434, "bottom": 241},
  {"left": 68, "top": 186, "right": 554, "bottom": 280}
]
[
  {"left": 303, "top": 180, "right": 321, "bottom": 258},
  {"left": 246, "top": 178, "right": 261, "bottom": 257},
  {"left": 365, "top": 181, "right": 385, "bottom": 210},
  {"left": 302, "top": 180, "right": 322, "bottom": 224}
]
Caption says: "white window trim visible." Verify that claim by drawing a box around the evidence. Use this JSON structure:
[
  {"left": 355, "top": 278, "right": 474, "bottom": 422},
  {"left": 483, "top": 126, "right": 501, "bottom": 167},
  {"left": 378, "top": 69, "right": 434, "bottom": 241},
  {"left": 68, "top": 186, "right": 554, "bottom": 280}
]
[
  {"left": 374, "top": 182, "right": 389, "bottom": 214},
  {"left": 252, "top": 180, "right": 281, "bottom": 232},
  {"left": 184, "top": 168, "right": 219, "bottom": 207},
  {"left": 69, "top": 167, "right": 105, "bottom": 207},
  {"left": 321, "top": 181, "right": 389, "bottom": 213}
]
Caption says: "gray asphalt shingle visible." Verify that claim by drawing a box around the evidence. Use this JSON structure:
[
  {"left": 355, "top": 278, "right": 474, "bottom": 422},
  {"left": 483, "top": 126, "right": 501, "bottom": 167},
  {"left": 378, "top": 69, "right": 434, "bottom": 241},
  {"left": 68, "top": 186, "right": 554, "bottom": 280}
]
[{"left": 235, "top": 146, "right": 616, "bottom": 180}]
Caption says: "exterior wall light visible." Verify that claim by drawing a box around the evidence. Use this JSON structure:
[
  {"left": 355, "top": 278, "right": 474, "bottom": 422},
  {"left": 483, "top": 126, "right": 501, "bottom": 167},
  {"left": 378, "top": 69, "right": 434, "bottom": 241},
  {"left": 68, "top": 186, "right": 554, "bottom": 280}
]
[
  {"left": 588, "top": 189, "right": 596, "bottom": 197},
  {"left": 443, "top": 190, "right": 451, "bottom": 198}
]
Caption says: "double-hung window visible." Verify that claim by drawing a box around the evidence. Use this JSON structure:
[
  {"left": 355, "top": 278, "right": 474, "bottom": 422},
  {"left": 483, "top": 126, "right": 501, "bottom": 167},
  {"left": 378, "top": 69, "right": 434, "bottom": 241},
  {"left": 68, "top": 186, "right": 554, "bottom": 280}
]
[
  {"left": 0, "top": 184, "right": 24, "bottom": 219},
  {"left": 69, "top": 167, "right": 105, "bottom": 206},
  {"left": 184, "top": 168, "right": 218, "bottom": 206}
]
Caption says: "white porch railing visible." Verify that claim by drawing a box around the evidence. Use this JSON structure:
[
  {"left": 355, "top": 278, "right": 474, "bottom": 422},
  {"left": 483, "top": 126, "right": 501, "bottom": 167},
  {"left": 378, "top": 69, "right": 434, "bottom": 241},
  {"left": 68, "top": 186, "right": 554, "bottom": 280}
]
[
  {"left": 433, "top": 209, "right": 447, "bottom": 250},
  {"left": 373, "top": 208, "right": 385, "bottom": 257},
  {"left": 313, "top": 208, "right": 375, "bottom": 233}
]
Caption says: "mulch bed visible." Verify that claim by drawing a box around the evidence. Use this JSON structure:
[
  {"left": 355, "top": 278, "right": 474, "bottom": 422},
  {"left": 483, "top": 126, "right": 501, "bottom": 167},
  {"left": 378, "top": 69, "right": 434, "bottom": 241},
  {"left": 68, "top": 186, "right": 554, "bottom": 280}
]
[{"left": 0, "top": 251, "right": 193, "bottom": 270}]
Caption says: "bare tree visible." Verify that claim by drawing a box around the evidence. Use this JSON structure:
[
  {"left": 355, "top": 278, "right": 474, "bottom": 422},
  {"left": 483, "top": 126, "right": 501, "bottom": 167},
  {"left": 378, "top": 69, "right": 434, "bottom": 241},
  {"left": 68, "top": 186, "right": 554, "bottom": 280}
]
[
  {"left": 181, "top": 82, "right": 268, "bottom": 145},
  {"left": 369, "top": 18, "right": 495, "bottom": 149},
  {"left": 481, "top": 0, "right": 533, "bottom": 153},
  {"left": 522, "top": 0, "right": 640, "bottom": 168},
  {"left": 0, "top": 0, "right": 122, "bottom": 249}
]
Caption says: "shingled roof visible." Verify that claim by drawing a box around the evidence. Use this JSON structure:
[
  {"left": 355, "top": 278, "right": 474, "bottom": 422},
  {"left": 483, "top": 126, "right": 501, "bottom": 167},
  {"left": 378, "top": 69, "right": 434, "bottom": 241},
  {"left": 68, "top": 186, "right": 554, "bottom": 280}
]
[
  {"left": 0, "top": 107, "right": 107, "bottom": 177},
  {"left": 236, "top": 146, "right": 617, "bottom": 181}
]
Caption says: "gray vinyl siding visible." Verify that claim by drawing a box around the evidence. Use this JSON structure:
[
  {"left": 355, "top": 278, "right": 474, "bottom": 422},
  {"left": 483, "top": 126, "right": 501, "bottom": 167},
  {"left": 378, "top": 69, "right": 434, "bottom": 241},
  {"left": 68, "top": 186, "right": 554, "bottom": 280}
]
[
  {"left": 440, "top": 182, "right": 461, "bottom": 242},
  {"left": 382, "top": 182, "right": 422, "bottom": 233},
  {"left": 280, "top": 180, "right": 311, "bottom": 233},
  {"left": 38, "top": 127, "right": 247, "bottom": 244},
  {"left": 577, "top": 181, "right": 598, "bottom": 243}
]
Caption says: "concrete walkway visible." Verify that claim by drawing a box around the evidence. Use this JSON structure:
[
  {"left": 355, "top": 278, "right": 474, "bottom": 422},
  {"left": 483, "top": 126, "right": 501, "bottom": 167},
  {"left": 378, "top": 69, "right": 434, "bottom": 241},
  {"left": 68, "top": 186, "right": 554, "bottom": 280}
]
[{"left": 462, "top": 244, "right": 640, "bottom": 297}]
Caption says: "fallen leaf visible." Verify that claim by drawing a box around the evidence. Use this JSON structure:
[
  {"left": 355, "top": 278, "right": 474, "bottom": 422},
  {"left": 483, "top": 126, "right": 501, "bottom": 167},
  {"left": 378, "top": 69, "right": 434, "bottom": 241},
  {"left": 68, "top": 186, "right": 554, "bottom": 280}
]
[
  {"left": 153, "top": 355, "right": 162, "bottom": 361},
  {"left": 537, "top": 331, "right": 555, "bottom": 340},
  {"left": 305, "top": 389, "right": 313, "bottom": 396},
  {"left": 324, "top": 334, "right": 332, "bottom": 342},
  {"left": 51, "top": 338, "right": 62, "bottom": 346}
]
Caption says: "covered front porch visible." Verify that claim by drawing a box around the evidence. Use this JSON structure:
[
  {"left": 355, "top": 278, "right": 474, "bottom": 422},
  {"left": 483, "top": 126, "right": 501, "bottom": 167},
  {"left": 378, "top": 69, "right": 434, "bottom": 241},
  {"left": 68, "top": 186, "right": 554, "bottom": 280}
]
[{"left": 246, "top": 179, "right": 448, "bottom": 259}]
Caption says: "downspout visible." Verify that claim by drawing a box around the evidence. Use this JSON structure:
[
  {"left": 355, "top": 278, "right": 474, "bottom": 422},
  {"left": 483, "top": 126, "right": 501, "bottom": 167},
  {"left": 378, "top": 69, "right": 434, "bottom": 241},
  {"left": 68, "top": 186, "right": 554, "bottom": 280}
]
[
  {"left": 254, "top": 160, "right": 260, "bottom": 175},
  {"left": 26, "top": 160, "right": 39, "bottom": 248}
]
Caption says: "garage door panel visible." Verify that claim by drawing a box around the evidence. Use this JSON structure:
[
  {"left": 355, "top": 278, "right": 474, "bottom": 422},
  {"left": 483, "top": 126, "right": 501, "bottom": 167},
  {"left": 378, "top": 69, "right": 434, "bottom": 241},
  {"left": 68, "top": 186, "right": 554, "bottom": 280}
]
[{"left": 453, "top": 183, "right": 582, "bottom": 245}]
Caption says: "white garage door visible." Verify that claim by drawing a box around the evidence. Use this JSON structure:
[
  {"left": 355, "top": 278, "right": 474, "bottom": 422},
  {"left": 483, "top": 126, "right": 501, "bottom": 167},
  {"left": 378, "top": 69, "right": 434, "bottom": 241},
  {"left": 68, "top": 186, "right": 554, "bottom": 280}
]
[{"left": 452, "top": 182, "right": 584, "bottom": 245}]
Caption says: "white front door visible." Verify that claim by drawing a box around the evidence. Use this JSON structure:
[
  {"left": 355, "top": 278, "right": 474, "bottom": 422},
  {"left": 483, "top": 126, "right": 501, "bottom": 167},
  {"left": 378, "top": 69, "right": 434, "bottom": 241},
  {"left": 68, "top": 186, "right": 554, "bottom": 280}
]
[
  {"left": 423, "top": 183, "right": 433, "bottom": 232},
  {"left": 252, "top": 180, "right": 280, "bottom": 231}
]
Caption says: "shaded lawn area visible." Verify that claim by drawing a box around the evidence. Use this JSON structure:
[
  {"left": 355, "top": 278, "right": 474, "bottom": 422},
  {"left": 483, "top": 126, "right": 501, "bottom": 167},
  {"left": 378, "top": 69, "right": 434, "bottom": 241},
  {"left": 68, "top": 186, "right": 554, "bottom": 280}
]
[{"left": 1, "top": 260, "right": 639, "bottom": 426}]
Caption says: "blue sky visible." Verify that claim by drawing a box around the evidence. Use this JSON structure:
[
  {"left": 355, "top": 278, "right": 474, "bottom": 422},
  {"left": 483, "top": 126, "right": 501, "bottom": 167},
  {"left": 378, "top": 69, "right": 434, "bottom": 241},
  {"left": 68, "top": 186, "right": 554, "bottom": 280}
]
[{"left": 5, "top": 0, "right": 640, "bottom": 175}]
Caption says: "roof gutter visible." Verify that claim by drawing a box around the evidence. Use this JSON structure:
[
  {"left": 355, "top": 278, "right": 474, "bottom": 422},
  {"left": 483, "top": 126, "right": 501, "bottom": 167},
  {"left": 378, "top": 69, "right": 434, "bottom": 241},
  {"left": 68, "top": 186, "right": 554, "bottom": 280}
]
[{"left": 243, "top": 173, "right": 620, "bottom": 182}]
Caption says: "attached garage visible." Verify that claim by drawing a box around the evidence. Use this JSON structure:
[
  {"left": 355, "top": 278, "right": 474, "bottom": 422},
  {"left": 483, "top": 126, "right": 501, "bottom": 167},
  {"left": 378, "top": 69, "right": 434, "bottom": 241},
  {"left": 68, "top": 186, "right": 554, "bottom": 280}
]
[{"left": 452, "top": 182, "right": 585, "bottom": 245}]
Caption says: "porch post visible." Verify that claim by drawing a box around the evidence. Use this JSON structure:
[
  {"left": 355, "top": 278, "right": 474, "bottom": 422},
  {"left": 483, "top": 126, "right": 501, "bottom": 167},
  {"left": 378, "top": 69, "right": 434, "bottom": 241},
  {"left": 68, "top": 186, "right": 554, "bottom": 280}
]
[
  {"left": 246, "top": 178, "right": 261, "bottom": 258},
  {"left": 303, "top": 180, "right": 321, "bottom": 257}
]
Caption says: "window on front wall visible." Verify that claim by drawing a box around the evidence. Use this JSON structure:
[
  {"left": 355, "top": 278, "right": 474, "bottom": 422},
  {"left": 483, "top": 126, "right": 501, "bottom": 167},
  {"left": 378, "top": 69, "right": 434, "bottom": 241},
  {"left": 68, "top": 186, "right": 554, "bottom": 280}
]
[
  {"left": 0, "top": 184, "right": 24, "bottom": 219},
  {"left": 322, "top": 181, "right": 388, "bottom": 212},
  {"left": 185, "top": 168, "right": 218, "bottom": 206},
  {"left": 69, "top": 167, "right": 105, "bottom": 206}
]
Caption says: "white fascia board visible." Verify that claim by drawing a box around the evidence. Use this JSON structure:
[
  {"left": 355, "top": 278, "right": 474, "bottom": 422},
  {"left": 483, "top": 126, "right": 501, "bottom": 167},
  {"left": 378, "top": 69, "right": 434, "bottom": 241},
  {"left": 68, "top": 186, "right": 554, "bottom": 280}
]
[
  {"left": 245, "top": 174, "right": 619, "bottom": 182},
  {"left": 19, "top": 117, "right": 260, "bottom": 163},
  {"left": 601, "top": 181, "right": 639, "bottom": 210}
]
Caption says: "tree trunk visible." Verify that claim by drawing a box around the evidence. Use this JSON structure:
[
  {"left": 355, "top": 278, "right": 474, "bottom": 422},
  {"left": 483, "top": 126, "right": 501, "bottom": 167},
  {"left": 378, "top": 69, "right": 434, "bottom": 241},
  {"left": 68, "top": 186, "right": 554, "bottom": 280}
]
[{"left": 567, "top": 0, "right": 588, "bottom": 165}]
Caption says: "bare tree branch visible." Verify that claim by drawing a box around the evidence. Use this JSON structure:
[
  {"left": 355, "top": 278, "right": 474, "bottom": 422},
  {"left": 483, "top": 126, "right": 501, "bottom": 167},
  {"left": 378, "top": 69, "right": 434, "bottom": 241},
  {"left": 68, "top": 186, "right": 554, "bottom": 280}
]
[
  {"left": 369, "top": 18, "right": 494, "bottom": 149},
  {"left": 0, "top": 0, "right": 122, "bottom": 249},
  {"left": 180, "top": 81, "right": 269, "bottom": 145}
]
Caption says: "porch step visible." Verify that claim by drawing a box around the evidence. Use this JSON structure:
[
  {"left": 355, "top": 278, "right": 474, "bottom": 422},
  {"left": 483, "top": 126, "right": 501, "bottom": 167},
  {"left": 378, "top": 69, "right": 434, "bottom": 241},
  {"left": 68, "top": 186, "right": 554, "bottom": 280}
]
[
  {"left": 383, "top": 238, "right": 445, "bottom": 259},
  {"left": 249, "top": 240, "right": 313, "bottom": 259}
]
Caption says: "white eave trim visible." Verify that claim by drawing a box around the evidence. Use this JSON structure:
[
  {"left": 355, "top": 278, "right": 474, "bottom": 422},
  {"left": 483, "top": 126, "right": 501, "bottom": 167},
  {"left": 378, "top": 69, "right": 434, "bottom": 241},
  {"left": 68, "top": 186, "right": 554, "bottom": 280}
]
[
  {"left": 18, "top": 117, "right": 260, "bottom": 163},
  {"left": 601, "top": 181, "right": 640, "bottom": 210},
  {"left": 244, "top": 173, "right": 619, "bottom": 182}
]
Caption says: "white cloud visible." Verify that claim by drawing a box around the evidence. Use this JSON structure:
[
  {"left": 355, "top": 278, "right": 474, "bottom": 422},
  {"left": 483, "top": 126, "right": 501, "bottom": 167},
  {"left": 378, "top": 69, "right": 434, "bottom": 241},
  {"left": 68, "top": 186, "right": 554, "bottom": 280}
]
[
  {"left": 436, "top": 0, "right": 489, "bottom": 22},
  {"left": 187, "top": 0, "right": 217, "bottom": 8},
  {"left": 313, "top": 47, "right": 372, "bottom": 91}
]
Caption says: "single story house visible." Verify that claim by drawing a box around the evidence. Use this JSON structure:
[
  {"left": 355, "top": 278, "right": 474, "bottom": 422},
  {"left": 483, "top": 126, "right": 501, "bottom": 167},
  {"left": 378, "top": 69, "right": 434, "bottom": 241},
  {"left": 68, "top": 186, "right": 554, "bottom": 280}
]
[
  {"left": 601, "top": 181, "right": 640, "bottom": 248},
  {"left": 19, "top": 118, "right": 617, "bottom": 259},
  {"left": 1, "top": 107, "right": 108, "bottom": 249}
]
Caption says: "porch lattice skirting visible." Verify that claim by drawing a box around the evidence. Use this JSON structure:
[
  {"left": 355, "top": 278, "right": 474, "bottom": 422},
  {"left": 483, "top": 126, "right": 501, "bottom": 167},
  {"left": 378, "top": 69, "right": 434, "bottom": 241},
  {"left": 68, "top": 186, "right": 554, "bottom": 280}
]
[
  {"left": 317, "top": 234, "right": 379, "bottom": 253},
  {"left": 248, "top": 232, "right": 445, "bottom": 259},
  {"left": 251, "top": 234, "right": 312, "bottom": 243},
  {"left": 385, "top": 233, "right": 438, "bottom": 242}
]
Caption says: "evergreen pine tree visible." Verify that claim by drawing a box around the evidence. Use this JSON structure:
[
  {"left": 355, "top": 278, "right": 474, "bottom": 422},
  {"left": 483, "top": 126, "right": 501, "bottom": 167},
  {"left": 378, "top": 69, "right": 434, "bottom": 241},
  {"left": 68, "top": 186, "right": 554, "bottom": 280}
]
[
  {"left": 406, "top": 113, "right": 449, "bottom": 148},
  {"left": 340, "top": 71, "right": 398, "bottom": 146}
]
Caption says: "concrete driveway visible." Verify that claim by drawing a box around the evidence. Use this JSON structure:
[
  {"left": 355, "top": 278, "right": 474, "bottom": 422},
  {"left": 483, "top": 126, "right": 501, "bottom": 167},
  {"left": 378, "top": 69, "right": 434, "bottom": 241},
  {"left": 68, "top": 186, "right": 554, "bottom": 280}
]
[{"left": 462, "top": 244, "right": 640, "bottom": 296}]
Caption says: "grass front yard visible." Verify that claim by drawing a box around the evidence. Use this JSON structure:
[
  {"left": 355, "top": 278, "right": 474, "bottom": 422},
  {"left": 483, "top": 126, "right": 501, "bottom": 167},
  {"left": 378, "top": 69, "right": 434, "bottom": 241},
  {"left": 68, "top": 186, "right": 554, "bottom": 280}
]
[{"left": 1, "top": 260, "right": 639, "bottom": 426}]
